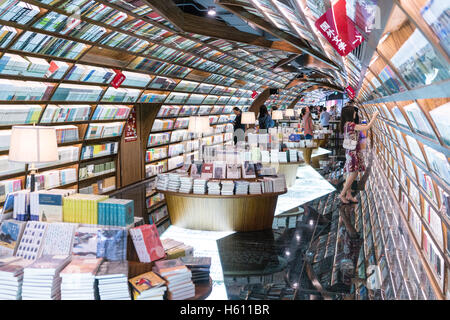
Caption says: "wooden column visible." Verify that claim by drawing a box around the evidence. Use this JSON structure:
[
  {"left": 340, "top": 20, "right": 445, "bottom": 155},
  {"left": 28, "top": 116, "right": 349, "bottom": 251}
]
[{"left": 249, "top": 88, "right": 272, "bottom": 113}]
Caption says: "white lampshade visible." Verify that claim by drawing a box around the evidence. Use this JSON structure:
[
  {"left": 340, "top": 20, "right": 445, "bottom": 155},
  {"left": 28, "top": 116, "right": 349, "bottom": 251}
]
[
  {"left": 9, "top": 126, "right": 58, "bottom": 164},
  {"left": 241, "top": 112, "right": 256, "bottom": 124},
  {"left": 272, "top": 110, "right": 283, "bottom": 120},
  {"left": 285, "top": 109, "right": 294, "bottom": 117},
  {"left": 188, "top": 116, "right": 210, "bottom": 133}
]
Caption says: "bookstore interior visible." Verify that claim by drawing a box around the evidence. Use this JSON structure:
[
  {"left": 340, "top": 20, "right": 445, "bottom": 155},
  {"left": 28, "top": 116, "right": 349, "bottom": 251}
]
[{"left": 0, "top": 0, "right": 448, "bottom": 302}]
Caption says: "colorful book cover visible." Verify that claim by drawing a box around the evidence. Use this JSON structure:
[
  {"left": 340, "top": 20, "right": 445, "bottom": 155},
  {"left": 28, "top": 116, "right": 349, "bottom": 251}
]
[
  {"left": 200, "top": 163, "right": 213, "bottom": 180},
  {"left": 38, "top": 193, "right": 63, "bottom": 222},
  {"left": 0, "top": 220, "right": 26, "bottom": 256},
  {"left": 61, "top": 257, "right": 103, "bottom": 275},
  {"left": 128, "top": 271, "right": 166, "bottom": 298},
  {"left": 154, "top": 258, "right": 186, "bottom": 275},
  {"left": 96, "top": 228, "right": 127, "bottom": 261},
  {"left": 134, "top": 224, "right": 165, "bottom": 262},
  {"left": 72, "top": 226, "right": 100, "bottom": 258}
]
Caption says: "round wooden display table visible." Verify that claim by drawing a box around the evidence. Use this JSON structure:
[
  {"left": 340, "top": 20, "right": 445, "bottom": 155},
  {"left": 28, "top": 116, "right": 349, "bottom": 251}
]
[
  {"left": 268, "top": 161, "right": 304, "bottom": 188},
  {"left": 158, "top": 190, "right": 287, "bottom": 232}
]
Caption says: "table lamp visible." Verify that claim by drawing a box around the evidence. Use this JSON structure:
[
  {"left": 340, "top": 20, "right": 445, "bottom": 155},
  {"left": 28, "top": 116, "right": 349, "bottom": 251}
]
[
  {"left": 188, "top": 116, "right": 210, "bottom": 161},
  {"left": 285, "top": 109, "right": 294, "bottom": 117},
  {"left": 272, "top": 110, "right": 283, "bottom": 120},
  {"left": 241, "top": 112, "right": 256, "bottom": 130},
  {"left": 9, "top": 125, "right": 58, "bottom": 192}
]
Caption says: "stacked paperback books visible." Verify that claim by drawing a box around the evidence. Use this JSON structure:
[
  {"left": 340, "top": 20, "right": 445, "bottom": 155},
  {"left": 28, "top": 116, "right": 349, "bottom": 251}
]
[
  {"left": 181, "top": 257, "right": 211, "bottom": 284},
  {"left": 95, "top": 260, "right": 130, "bottom": 300},
  {"left": 167, "top": 173, "right": 181, "bottom": 192},
  {"left": 249, "top": 181, "right": 262, "bottom": 195},
  {"left": 221, "top": 181, "right": 235, "bottom": 195},
  {"left": 179, "top": 176, "right": 193, "bottom": 193},
  {"left": 288, "top": 149, "right": 298, "bottom": 162},
  {"left": 161, "top": 238, "right": 194, "bottom": 260},
  {"left": 97, "top": 199, "right": 134, "bottom": 227},
  {"left": 156, "top": 173, "right": 169, "bottom": 191},
  {"left": 153, "top": 259, "right": 195, "bottom": 300},
  {"left": 207, "top": 180, "right": 221, "bottom": 195},
  {"left": 0, "top": 257, "right": 31, "bottom": 300},
  {"left": 235, "top": 180, "right": 249, "bottom": 195},
  {"left": 22, "top": 255, "right": 72, "bottom": 300},
  {"left": 62, "top": 194, "right": 109, "bottom": 224},
  {"left": 129, "top": 271, "right": 166, "bottom": 300},
  {"left": 60, "top": 258, "right": 103, "bottom": 300},
  {"left": 193, "top": 179, "right": 207, "bottom": 194}
]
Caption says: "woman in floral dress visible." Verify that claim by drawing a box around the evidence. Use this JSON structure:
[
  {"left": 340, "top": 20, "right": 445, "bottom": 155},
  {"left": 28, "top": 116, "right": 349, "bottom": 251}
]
[{"left": 339, "top": 105, "right": 379, "bottom": 204}]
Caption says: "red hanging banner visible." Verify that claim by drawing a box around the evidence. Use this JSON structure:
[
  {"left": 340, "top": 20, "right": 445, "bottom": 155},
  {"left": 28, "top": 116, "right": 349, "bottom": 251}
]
[
  {"left": 251, "top": 90, "right": 258, "bottom": 99},
  {"left": 111, "top": 69, "right": 126, "bottom": 89},
  {"left": 345, "top": 85, "right": 356, "bottom": 99},
  {"left": 314, "top": 0, "right": 365, "bottom": 57},
  {"left": 124, "top": 107, "right": 137, "bottom": 142}
]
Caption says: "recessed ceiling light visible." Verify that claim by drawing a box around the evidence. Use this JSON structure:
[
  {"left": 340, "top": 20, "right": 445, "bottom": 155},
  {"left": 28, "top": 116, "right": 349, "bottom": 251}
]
[{"left": 207, "top": 6, "right": 216, "bottom": 16}]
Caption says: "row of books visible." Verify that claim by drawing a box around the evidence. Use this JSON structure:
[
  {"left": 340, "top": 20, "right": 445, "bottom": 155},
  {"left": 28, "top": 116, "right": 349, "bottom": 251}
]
[
  {"left": 0, "top": 53, "right": 50, "bottom": 78},
  {"left": 145, "top": 147, "right": 168, "bottom": 162},
  {"left": 54, "top": 125, "right": 79, "bottom": 143},
  {"left": 0, "top": 1, "right": 39, "bottom": 25},
  {"left": 102, "top": 88, "right": 141, "bottom": 103},
  {"left": 41, "top": 105, "right": 91, "bottom": 123},
  {"left": 26, "top": 168, "right": 77, "bottom": 191},
  {"left": 85, "top": 122, "right": 124, "bottom": 140},
  {"left": 36, "top": 146, "right": 79, "bottom": 169},
  {"left": 0, "top": 177, "right": 22, "bottom": 202},
  {"left": 79, "top": 160, "right": 115, "bottom": 181},
  {"left": 79, "top": 176, "right": 116, "bottom": 195},
  {"left": 0, "top": 155, "right": 25, "bottom": 176},
  {"left": 91, "top": 105, "right": 131, "bottom": 120},
  {"left": 0, "top": 220, "right": 131, "bottom": 262},
  {"left": 0, "top": 80, "right": 53, "bottom": 101},
  {"left": 80, "top": 142, "right": 119, "bottom": 160}
]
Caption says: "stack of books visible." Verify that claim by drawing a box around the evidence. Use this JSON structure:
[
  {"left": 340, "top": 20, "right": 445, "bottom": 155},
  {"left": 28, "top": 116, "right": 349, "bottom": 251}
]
[
  {"left": 156, "top": 173, "right": 169, "bottom": 190},
  {"left": 22, "top": 255, "right": 72, "bottom": 300},
  {"left": 288, "top": 150, "right": 298, "bottom": 162},
  {"left": 207, "top": 180, "right": 221, "bottom": 195},
  {"left": 129, "top": 271, "right": 166, "bottom": 300},
  {"left": 60, "top": 258, "right": 103, "bottom": 300},
  {"left": 95, "top": 260, "right": 130, "bottom": 300},
  {"left": 249, "top": 181, "right": 262, "bottom": 195},
  {"left": 179, "top": 176, "right": 193, "bottom": 193},
  {"left": 62, "top": 194, "right": 109, "bottom": 224},
  {"left": 278, "top": 151, "right": 288, "bottom": 163},
  {"left": 193, "top": 179, "right": 207, "bottom": 194},
  {"left": 153, "top": 259, "right": 195, "bottom": 300},
  {"left": 0, "top": 257, "right": 30, "bottom": 300},
  {"left": 0, "top": 220, "right": 26, "bottom": 256},
  {"left": 97, "top": 199, "right": 134, "bottom": 227},
  {"left": 235, "top": 180, "right": 249, "bottom": 195},
  {"left": 161, "top": 238, "right": 194, "bottom": 260},
  {"left": 167, "top": 173, "right": 181, "bottom": 192},
  {"left": 221, "top": 181, "right": 235, "bottom": 195},
  {"left": 181, "top": 257, "right": 211, "bottom": 284}
]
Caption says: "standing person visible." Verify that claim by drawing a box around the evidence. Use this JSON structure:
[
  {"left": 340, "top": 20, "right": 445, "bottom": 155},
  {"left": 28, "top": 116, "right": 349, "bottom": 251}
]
[
  {"left": 258, "top": 105, "right": 274, "bottom": 131},
  {"left": 329, "top": 105, "right": 337, "bottom": 118},
  {"left": 232, "top": 107, "right": 245, "bottom": 145},
  {"left": 338, "top": 105, "right": 379, "bottom": 204},
  {"left": 302, "top": 106, "right": 314, "bottom": 139},
  {"left": 320, "top": 107, "right": 331, "bottom": 129}
]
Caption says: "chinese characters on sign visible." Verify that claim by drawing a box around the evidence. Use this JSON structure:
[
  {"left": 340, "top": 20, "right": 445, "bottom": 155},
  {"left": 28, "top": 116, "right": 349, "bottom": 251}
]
[
  {"left": 314, "top": 1, "right": 365, "bottom": 57},
  {"left": 124, "top": 107, "right": 137, "bottom": 142},
  {"left": 111, "top": 69, "right": 126, "bottom": 89},
  {"left": 346, "top": 85, "right": 356, "bottom": 99}
]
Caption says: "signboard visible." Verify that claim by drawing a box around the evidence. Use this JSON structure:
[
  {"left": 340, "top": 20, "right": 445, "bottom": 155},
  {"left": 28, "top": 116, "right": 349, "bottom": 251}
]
[
  {"left": 251, "top": 90, "right": 258, "bottom": 99},
  {"left": 111, "top": 69, "right": 126, "bottom": 89},
  {"left": 124, "top": 107, "right": 137, "bottom": 142},
  {"left": 346, "top": 85, "right": 356, "bottom": 99},
  {"left": 315, "top": 0, "right": 365, "bottom": 57}
]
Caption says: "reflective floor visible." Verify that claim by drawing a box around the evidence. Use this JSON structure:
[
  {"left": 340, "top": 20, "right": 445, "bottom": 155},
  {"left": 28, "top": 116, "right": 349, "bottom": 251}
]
[{"left": 112, "top": 146, "right": 367, "bottom": 300}]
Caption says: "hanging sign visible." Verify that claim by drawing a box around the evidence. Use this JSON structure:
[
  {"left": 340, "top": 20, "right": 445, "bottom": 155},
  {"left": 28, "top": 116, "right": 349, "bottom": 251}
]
[
  {"left": 251, "top": 90, "right": 258, "bottom": 99},
  {"left": 314, "top": 0, "right": 365, "bottom": 57},
  {"left": 124, "top": 107, "right": 137, "bottom": 142},
  {"left": 346, "top": 85, "right": 356, "bottom": 99},
  {"left": 111, "top": 69, "right": 126, "bottom": 89}
]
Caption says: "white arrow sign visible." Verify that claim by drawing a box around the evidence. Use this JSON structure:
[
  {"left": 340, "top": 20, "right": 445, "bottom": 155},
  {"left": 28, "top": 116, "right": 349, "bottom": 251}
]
[{"left": 352, "top": 35, "right": 363, "bottom": 45}]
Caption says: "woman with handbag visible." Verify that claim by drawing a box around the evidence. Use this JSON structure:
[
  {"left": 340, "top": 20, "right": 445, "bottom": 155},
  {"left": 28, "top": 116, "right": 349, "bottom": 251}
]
[{"left": 339, "top": 105, "right": 379, "bottom": 204}]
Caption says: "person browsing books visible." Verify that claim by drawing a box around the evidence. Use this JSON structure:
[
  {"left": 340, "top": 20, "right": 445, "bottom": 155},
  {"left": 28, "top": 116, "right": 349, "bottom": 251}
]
[
  {"left": 232, "top": 107, "right": 245, "bottom": 144},
  {"left": 339, "top": 104, "right": 379, "bottom": 204},
  {"left": 258, "top": 105, "right": 275, "bottom": 131},
  {"left": 301, "top": 106, "right": 314, "bottom": 139},
  {"left": 320, "top": 107, "right": 331, "bottom": 128}
]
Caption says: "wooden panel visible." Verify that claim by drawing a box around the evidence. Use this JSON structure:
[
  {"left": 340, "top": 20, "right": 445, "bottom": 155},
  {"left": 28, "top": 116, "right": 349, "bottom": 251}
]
[
  {"left": 163, "top": 193, "right": 284, "bottom": 231},
  {"left": 249, "top": 88, "right": 271, "bottom": 113}
]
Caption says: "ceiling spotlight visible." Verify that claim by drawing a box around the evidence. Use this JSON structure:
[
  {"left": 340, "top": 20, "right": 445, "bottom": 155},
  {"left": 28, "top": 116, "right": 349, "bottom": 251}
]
[{"left": 208, "top": 6, "right": 216, "bottom": 16}]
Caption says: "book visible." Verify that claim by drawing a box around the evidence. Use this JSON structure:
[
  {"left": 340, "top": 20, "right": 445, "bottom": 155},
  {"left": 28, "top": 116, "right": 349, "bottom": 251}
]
[
  {"left": 60, "top": 257, "right": 103, "bottom": 300},
  {"left": 15, "top": 221, "right": 48, "bottom": 261},
  {"left": 212, "top": 161, "right": 226, "bottom": 179},
  {"left": 129, "top": 271, "right": 166, "bottom": 300},
  {"left": 41, "top": 222, "right": 77, "bottom": 256},
  {"left": 0, "top": 220, "right": 26, "bottom": 256},
  {"left": 243, "top": 161, "right": 256, "bottom": 179},
  {"left": 95, "top": 260, "right": 130, "bottom": 300},
  {"left": 130, "top": 224, "right": 165, "bottom": 263},
  {"left": 200, "top": 163, "right": 213, "bottom": 180}
]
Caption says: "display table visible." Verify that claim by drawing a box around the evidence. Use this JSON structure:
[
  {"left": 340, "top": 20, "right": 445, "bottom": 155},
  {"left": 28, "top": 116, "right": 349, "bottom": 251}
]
[
  {"left": 158, "top": 190, "right": 287, "bottom": 232},
  {"left": 268, "top": 161, "right": 304, "bottom": 188}
]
